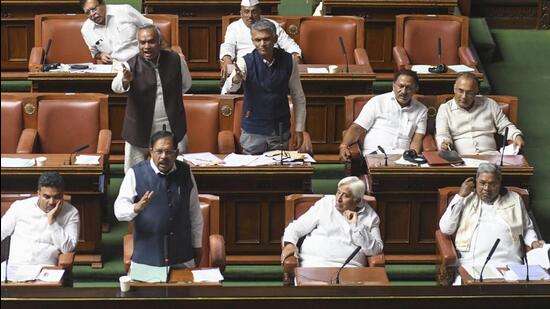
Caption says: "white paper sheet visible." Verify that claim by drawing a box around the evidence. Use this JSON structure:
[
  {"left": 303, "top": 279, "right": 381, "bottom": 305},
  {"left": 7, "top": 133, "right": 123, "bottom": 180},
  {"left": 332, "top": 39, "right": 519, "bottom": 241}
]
[
  {"left": 1, "top": 157, "right": 36, "bottom": 167},
  {"left": 501, "top": 143, "right": 520, "bottom": 155},
  {"left": 306, "top": 67, "right": 329, "bottom": 74},
  {"left": 507, "top": 264, "right": 550, "bottom": 281},
  {"left": 37, "top": 268, "right": 65, "bottom": 282},
  {"left": 74, "top": 154, "right": 101, "bottom": 165},
  {"left": 448, "top": 64, "right": 475, "bottom": 73},
  {"left": 191, "top": 268, "right": 224, "bottom": 283},
  {"left": 222, "top": 153, "right": 261, "bottom": 167},
  {"left": 0, "top": 262, "right": 44, "bottom": 282},
  {"left": 456, "top": 158, "right": 489, "bottom": 167},
  {"left": 526, "top": 244, "right": 550, "bottom": 269},
  {"left": 463, "top": 264, "right": 503, "bottom": 280},
  {"left": 179, "top": 152, "right": 223, "bottom": 166},
  {"left": 410, "top": 65, "right": 432, "bottom": 74}
]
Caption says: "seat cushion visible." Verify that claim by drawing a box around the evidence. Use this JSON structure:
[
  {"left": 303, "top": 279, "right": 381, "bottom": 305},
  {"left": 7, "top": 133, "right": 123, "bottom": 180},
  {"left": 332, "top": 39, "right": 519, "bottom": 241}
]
[
  {"left": 1, "top": 99, "right": 23, "bottom": 153},
  {"left": 184, "top": 100, "right": 219, "bottom": 153},
  {"left": 404, "top": 20, "right": 461, "bottom": 65},
  {"left": 299, "top": 19, "right": 357, "bottom": 65}
]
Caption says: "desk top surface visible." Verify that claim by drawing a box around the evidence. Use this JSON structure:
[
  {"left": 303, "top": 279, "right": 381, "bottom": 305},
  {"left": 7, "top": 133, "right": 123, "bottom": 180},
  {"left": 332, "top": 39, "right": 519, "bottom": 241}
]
[
  {"left": 129, "top": 268, "right": 222, "bottom": 287},
  {"left": 458, "top": 266, "right": 550, "bottom": 286},
  {"left": 295, "top": 267, "right": 390, "bottom": 286},
  {"left": 1, "top": 154, "right": 105, "bottom": 172}
]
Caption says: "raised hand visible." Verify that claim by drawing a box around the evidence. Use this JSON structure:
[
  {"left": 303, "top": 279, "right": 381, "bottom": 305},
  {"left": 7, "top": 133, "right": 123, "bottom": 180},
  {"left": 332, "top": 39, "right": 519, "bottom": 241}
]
[{"left": 133, "top": 191, "right": 154, "bottom": 214}]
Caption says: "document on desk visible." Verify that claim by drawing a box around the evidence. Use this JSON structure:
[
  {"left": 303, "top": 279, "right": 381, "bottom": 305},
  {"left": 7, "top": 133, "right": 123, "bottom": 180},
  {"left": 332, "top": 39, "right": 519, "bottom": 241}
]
[
  {"left": 448, "top": 65, "right": 475, "bottom": 73},
  {"left": 526, "top": 244, "right": 550, "bottom": 269},
  {"left": 180, "top": 152, "right": 223, "bottom": 166},
  {"left": 463, "top": 264, "right": 503, "bottom": 280},
  {"left": 223, "top": 153, "right": 261, "bottom": 167},
  {"left": 411, "top": 65, "right": 432, "bottom": 74},
  {"left": 129, "top": 262, "right": 169, "bottom": 283},
  {"left": 501, "top": 144, "right": 520, "bottom": 155},
  {"left": 307, "top": 67, "right": 329, "bottom": 74},
  {"left": 37, "top": 268, "right": 65, "bottom": 282},
  {"left": 507, "top": 264, "right": 550, "bottom": 281},
  {"left": 1, "top": 262, "right": 44, "bottom": 282},
  {"left": 191, "top": 268, "right": 224, "bottom": 283},
  {"left": 1, "top": 157, "right": 36, "bottom": 167},
  {"left": 74, "top": 154, "right": 101, "bottom": 165},
  {"left": 456, "top": 158, "right": 489, "bottom": 167}
]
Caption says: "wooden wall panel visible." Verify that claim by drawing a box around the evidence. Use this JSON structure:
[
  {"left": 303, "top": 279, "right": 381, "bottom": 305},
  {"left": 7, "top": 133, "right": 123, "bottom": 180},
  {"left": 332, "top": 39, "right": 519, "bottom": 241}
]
[{"left": 1, "top": 21, "right": 33, "bottom": 70}]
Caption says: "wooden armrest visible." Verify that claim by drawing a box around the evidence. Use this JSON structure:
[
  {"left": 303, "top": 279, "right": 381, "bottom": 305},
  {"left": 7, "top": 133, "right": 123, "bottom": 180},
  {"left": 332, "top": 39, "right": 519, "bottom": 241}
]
[
  {"left": 458, "top": 47, "right": 478, "bottom": 68},
  {"left": 435, "top": 229, "right": 457, "bottom": 267},
  {"left": 58, "top": 251, "right": 75, "bottom": 271},
  {"left": 209, "top": 234, "right": 226, "bottom": 272},
  {"left": 282, "top": 255, "right": 298, "bottom": 275},
  {"left": 367, "top": 254, "right": 385, "bottom": 267},
  {"left": 393, "top": 46, "right": 410, "bottom": 70},
  {"left": 218, "top": 130, "right": 236, "bottom": 154},
  {"left": 123, "top": 234, "right": 133, "bottom": 274},
  {"left": 422, "top": 134, "right": 437, "bottom": 152},
  {"left": 353, "top": 48, "right": 370, "bottom": 65},
  {"left": 97, "top": 129, "right": 112, "bottom": 155},
  {"left": 16, "top": 128, "right": 37, "bottom": 154},
  {"left": 29, "top": 47, "right": 44, "bottom": 72}
]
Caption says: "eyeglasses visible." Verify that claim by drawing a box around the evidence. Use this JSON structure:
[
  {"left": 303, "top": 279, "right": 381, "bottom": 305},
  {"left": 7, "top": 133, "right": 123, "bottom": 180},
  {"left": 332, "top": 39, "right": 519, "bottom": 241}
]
[
  {"left": 84, "top": 5, "right": 101, "bottom": 16},
  {"left": 152, "top": 149, "right": 177, "bottom": 156}
]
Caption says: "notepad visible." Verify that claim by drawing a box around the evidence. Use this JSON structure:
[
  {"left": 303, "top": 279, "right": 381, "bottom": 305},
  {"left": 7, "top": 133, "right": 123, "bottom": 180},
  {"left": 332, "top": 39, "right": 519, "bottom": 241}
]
[{"left": 191, "top": 268, "right": 224, "bottom": 282}]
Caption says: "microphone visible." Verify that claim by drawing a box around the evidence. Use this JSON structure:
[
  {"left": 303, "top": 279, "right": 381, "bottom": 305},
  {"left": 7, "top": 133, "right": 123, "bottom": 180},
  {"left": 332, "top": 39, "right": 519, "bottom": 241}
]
[
  {"left": 500, "top": 127, "right": 509, "bottom": 167},
  {"left": 67, "top": 144, "right": 90, "bottom": 165},
  {"left": 279, "top": 122, "right": 284, "bottom": 165},
  {"left": 338, "top": 37, "right": 349, "bottom": 73},
  {"left": 518, "top": 234, "right": 529, "bottom": 282},
  {"left": 479, "top": 238, "right": 500, "bottom": 282},
  {"left": 377, "top": 145, "right": 388, "bottom": 167},
  {"left": 335, "top": 246, "right": 362, "bottom": 284},
  {"left": 42, "top": 39, "right": 60, "bottom": 72},
  {"left": 428, "top": 37, "right": 447, "bottom": 73}
]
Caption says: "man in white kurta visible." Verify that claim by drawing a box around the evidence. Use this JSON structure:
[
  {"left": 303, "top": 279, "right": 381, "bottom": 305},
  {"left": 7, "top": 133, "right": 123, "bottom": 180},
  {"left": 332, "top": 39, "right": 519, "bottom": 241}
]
[
  {"left": 81, "top": 0, "right": 152, "bottom": 64},
  {"left": 1, "top": 172, "right": 79, "bottom": 266},
  {"left": 436, "top": 73, "right": 524, "bottom": 155},
  {"left": 282, "top": 177, "right": 383, "bottom": 267},
  {"left": 439, "top": 163, "right": 544, "bottom": 284}
]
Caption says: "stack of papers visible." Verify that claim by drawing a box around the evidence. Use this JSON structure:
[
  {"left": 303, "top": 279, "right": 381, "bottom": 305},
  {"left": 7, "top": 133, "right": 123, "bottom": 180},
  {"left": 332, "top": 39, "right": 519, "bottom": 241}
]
[
  {"left": 507, "top": 264, "right": 550, "bottom": 281},
  {"left": 222, "top": 153, "right": 260, "bottom": 167},
  {"left": 1, "top": 157, "right": 36, "bottom": 167},
  {"left": 1, "top": 262, "right": 45, "bottom": 282},
  {"left": 179, "top": 152, "right": 223, "bottom": 166},
  {"left": 191, "top": 268, "right": 224, "bottom": 283},
  {"left": 462, "top": 264, "right": 503, "bottom": 280},
  {"left": 74, "top": 154, "right": 101, "bottom": 165}
]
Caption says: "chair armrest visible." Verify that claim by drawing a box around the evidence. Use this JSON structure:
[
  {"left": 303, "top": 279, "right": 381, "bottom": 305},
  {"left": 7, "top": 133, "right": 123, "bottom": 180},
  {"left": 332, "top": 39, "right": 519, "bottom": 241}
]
[
  {"left": 209, "top": 234, "right": 226, "bottom": 272},
  {"left": 97, "top": 129, "right": 112, "bottom": 155},
  {"left": 58, "top": 251, "right": 75, "bottom": 271},
  {"left": 282, "top": 255, "right": 298, "bottom": 276},
  {"left": 123, "top": 233, "right": 133, "bottom": 274},
  {"left": 367, "top": 254, "right": 385, "bottom": 267},
  {"left": 353, "top": 48, "right": 370, "bottom": 65},
  {"left": 218, "top": 130, "right": 236, "bottom": 154},
  {"left": 458, "top": 47, "right": 478, "bottom": 68},
  {"left": 393, "top": 46, "right": 410, "bottom": 70},
  {"left": 422, "top": 134, "right": 437, "bottom": 152},
  {"left": 16, "top": 128, "right": 37, "bottom": 154},
  {"left": 435, "top": 229, "right": 457, "bottom": 267},
  {"left": 29, "top": 47, "right": 44, "bottom": 72}
]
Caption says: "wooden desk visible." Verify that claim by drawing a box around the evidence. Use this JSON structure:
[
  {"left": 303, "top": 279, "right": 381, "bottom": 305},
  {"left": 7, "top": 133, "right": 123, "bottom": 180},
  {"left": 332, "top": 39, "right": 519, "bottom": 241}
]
[
  {"left": 1, "top": 154, "right": 106, "bottom": 267},
  {"left": 458, "top": 266, "right": 550, "bottom": 285},
  {"left": 0, "top": 266, "right": 64, "bottom": 288},
  {"left": 406, "top": 66, "right": 484, "bottom": 94},
  {"left": 295, "top": 267, "right": 390, "bottom": 286},
  {"left": 366, "top": 154, "right": 533, "bottom": 256},
  {"left": 323, "top": 0, "right": 458, "bottom": 72},
  {"left": 129, "top": 268, "right": 221, "bottom": 287},
  {"left": 191, "top": 162, "right": 313, "bottom": 263}
]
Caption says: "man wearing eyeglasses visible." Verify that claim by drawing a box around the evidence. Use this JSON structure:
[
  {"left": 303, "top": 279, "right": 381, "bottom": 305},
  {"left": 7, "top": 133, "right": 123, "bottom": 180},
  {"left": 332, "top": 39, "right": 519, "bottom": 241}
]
[
  {"left": 80, "top": 0, "right": 152, "bottom": 64},
  {"left": 435, "top": 73, "right": 525, "bottom": 155},
  {"left": 115, "top": 130, "right": 203, "bottom": 269}
]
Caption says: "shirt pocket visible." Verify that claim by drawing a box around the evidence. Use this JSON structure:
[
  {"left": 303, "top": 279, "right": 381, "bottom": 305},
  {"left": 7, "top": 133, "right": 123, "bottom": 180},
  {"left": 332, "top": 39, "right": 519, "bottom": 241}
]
[{"left": 117, "top": 23, "right": 138, "bottom": 43}]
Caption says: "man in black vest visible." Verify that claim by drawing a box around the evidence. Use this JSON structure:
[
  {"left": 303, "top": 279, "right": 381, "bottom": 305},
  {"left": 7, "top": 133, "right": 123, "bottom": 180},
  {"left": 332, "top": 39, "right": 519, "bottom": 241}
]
[
  {"left": 221, "top": 19, "right": 306, "bottom": 155},
  {"left": 112, "top": 24, "right": 192, "bottom": 172},
  {"left": 114, "top": 130, "right": 203, "bottom": 269}
]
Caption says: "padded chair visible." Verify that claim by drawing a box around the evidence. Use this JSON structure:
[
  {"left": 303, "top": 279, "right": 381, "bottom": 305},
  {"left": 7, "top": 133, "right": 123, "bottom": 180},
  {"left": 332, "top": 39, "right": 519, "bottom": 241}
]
[
  {"left": 435, "top": 186, "right": 529, "bottom": 286},
  {"left": 29, "top": 14, "right": 181, "bottom": 72},
  {"left": 217, "top": 96, "right": 313, "bottom": 154},
  {"left": 393, "top": 15, "right": 477, "bottom": 70},
  {"left": 17, "top": 93, "right": 111, "bottom": 156},
  {"left": 282, "top": 194, "right": 385, "bottom": 285},
  {"left": 123, "top": 194, "right": 226, "bottom": 273},
  {"left": 1, "top": 93, "right": 36, "bottom": 154},
  {"left": 1, "top": 194, "right": 75, "bottom": 285}
]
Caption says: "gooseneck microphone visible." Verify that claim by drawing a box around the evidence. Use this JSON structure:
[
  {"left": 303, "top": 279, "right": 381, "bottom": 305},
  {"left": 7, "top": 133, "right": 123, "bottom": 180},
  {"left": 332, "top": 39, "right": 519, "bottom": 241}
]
[
  {"left": 479, "top": 238, "right": 500, "bottom": 282},
  {"left": 67, "top": 144, "right": 90, "bottom": 165},
  {"left": 428, "top": 37, "right": 447, "bottom": 73},
  {"left": 335, "top": 246, "right": 362, "bottom": 284},
  {"left": 338, "top": 37, "right": 349, "bottom": 73},
  {"left": 500, "top": 127, "right": 509, "bottom": 167},
  {"left": 42, "top": 39, "right": 60, "bottom": 72},
  {"left": 518, "top": 234, "right": 529, "bottom": 282},
  {"left": 377, "top": 145, "right": 388, "bottom": 166}
]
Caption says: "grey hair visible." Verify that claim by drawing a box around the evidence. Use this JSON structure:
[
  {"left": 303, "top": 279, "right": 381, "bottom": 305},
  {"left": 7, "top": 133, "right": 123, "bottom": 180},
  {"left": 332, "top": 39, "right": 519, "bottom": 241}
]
[
  {"left": 250, "top": 18, "right": 277, "bottom": 36},
  {"left": 137, "top": 24, "right": 162, "bottom": 43},
  {"left": 456, "top": 72, "right": 480, "bottom": 89},
  {"left": 338, "top": 176, "right": 365, "bottom": 202},
  {"left": 476, "top": 163, "right": 502, "bottom": 181}
]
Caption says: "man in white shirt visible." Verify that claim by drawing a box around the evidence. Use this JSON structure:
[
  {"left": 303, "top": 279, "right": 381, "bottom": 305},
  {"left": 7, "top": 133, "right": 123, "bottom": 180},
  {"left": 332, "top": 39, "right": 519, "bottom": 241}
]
[
  {"left": 219, "top": 0, "right": 302, "bottom": 78},
  {"left": 1, "top": 172, "right": 80, "bottom": 266},
  {"left": 80, "top": 0, "right": 152, "bottom": 63},
  {"left": 114, "top": 130, "right": 203, "bottom": 269},
  {"left": 281, "top": 176, "right": 383, "bottom": 267},
  {"left": 339, "top": 69, "right": 428, "bottom": 160},
  {"left": 112, "top": 25, "right": 192, "bottom": 172},
  {"left": 439, "top": 163, "right": 544, "bottom": 284},
  {"left": 436, "top": 73, "right": 525, "bottom": 155},
  {"left": 221, "top": 19, "right": 306, "bottom": 154}
]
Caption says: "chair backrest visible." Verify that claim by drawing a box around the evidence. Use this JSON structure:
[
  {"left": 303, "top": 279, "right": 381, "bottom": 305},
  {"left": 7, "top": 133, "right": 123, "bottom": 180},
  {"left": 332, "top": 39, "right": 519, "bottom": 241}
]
[
  {"left": 395, "top": 15, "right": 469, "bottom": 65},
  {"left": 147, "top": 14, "right": 179, "bottom": 47},
  {"left": 221, "top": 15, "right": 288, "bottom": 39},
  {"left": 1, "top": 94, "right": 25, "bottom": 153},
  {"left": 437, "top": 94, "right": 519, "bottom": 125},
  {"left": 295, "top": 16, "right": 364, "bottom": 65},
  {"left": 35, "top": 93, "right": 108, "bottom": 154},
  {"left": 437, "top": 186, "right": 530, "bottom": 223},
  {"left": 184, "top": 97, "right": 221, "bottom": 153}
]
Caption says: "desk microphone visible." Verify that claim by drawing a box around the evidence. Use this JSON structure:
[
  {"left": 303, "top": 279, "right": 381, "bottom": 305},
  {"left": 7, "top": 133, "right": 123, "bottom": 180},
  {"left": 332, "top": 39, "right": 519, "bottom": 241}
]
[
  {"left": 428, "top": 37, "right": 447, "bottom": 73},
  {"left": 335, "top": 246, "right": 361, "bottom": 284},
  {"left": 500, "top": 127, "right": 509, "bottom": 167},
  {"left": 67, "top": 144, "right": 90, "bottom": 165},
  {"left": 377, "top": 145, "right": 388, "bottom": 166},
  {"left": 518, "top": 234, "right": 529, "bottom": 282},
  {"left": 479, "top": 238, "right": 500, "bottom": 282},
  {"left": 42, "top": 39, "right": 60, "bottom": 72},
  {"left": 338, "top": 37, "right": 349, "bottom": 73}
]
